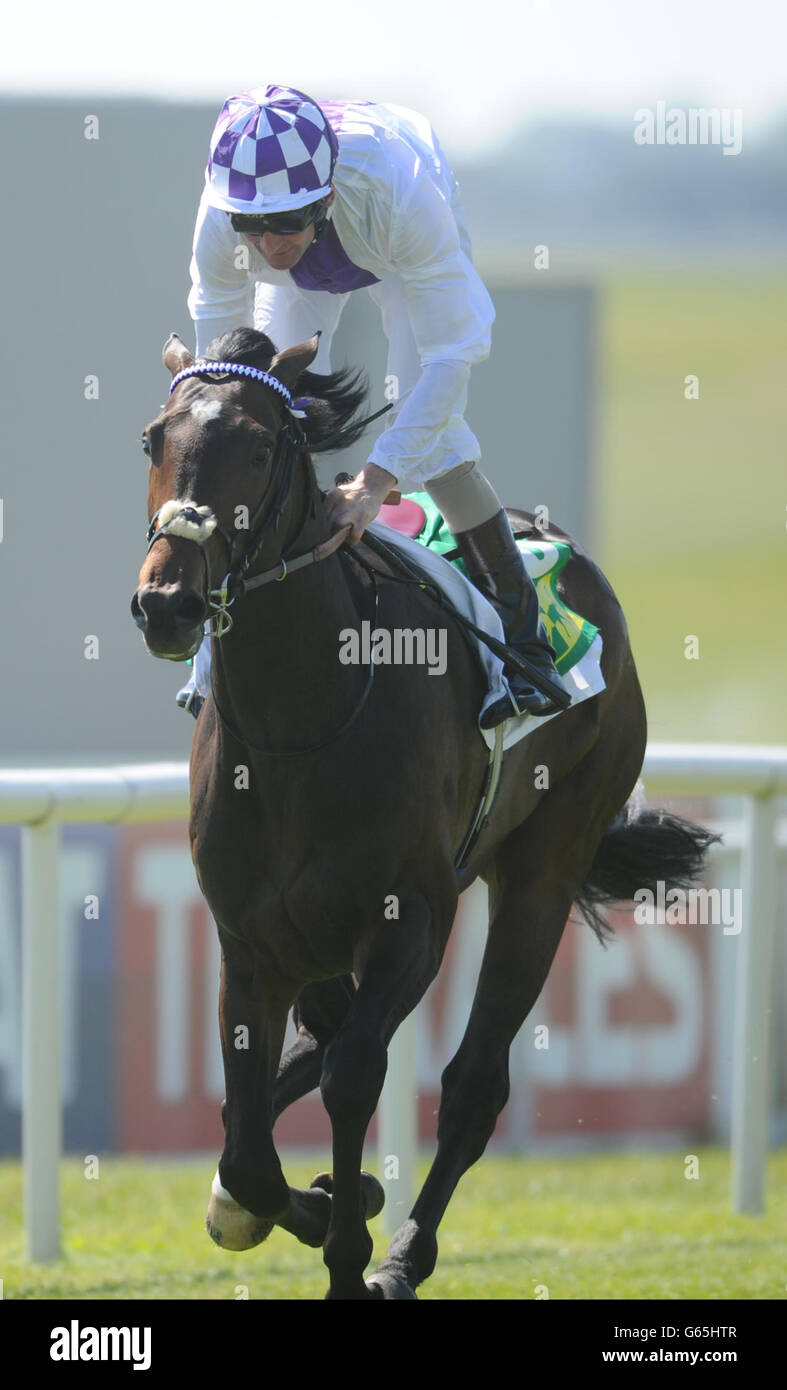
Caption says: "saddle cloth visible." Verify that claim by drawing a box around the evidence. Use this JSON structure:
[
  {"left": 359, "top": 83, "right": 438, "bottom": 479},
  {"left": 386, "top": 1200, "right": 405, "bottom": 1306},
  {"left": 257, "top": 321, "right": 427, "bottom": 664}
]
[{"left": 367, "top": 492, "right": 606, "bottom": 753}]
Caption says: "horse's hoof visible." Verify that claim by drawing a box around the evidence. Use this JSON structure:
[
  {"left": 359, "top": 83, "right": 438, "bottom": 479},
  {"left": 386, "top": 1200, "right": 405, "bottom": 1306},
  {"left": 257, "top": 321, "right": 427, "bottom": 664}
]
[
  {"left": 365, "top": 1270, "right": 418, "bottom": 1300},
  {"left": 310, "top": 1170, "right": 385, "bottom": 1220},
  {"left": 309, "top": 1170, "right": 333, "bottom": 1194},
  {"left": 361, "top": 1171, "right": 385, "bottom": 1219},
  {"left": 206, "top": 1170, "right": 274, "bottom": 1251}
]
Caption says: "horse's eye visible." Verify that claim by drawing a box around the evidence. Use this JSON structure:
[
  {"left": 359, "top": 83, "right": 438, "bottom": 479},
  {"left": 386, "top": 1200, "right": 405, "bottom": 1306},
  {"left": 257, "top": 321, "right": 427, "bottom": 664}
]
[
  {"left": 140, "top": 434, "right": 151, "bottom": 456},
  {"left": 254, "top": 444, "right": 272, "bottom": 468}
]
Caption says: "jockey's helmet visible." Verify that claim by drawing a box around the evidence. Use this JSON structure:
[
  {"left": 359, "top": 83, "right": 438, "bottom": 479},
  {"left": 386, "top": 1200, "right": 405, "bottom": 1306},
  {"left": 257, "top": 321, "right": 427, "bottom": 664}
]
[{"left": 205, "top": 85, "right": 338, "bottom": 242}]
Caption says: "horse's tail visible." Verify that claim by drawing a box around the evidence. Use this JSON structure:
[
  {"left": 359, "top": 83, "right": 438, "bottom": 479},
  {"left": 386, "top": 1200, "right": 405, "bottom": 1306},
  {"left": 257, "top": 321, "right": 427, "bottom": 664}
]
[{"left": 575, "top": 781, "right": 721, "bottom": 944}]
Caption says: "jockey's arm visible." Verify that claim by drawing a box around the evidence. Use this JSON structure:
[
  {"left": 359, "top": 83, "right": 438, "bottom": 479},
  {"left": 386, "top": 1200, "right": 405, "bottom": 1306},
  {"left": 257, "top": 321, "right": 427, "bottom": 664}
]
[
  {"left": 323, "top": 358, "right": 472, "bottom": 540},
  {"left": 188, "top": 193, "right": 255, "bottom": 356},
  {"left": 325, "top": 170, "right": 493, "bottom": 539}
]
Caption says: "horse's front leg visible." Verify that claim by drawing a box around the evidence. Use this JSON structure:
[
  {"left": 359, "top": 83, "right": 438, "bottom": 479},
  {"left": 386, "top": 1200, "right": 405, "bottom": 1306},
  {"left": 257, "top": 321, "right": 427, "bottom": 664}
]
[
  {"left": 206, "top": 931, "right": 332, "bottom": 1251},
  {"left": 218, "top": 975, "right": 357, "bottom": 1131},
  {"left": 320, "top": 894, "right": 445, "bottom": 1300}
]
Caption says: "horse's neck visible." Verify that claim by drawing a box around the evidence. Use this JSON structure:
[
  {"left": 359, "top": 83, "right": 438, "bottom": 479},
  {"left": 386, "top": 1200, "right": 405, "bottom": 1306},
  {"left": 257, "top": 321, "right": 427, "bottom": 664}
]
[{"left": 211, "top": 472, "right": 366, "bottom": 749}]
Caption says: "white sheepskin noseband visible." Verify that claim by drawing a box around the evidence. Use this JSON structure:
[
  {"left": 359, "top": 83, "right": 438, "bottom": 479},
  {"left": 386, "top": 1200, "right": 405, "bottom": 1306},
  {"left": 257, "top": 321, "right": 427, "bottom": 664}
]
[{"left": 155, "top": 499, "right": 219, "bottom": 544}]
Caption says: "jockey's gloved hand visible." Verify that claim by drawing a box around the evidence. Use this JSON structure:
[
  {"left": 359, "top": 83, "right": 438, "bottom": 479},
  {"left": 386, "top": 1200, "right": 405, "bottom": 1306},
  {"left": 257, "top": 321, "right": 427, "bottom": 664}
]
[{"left": 323, "top": 463, "right": 398, "bottom": 545}]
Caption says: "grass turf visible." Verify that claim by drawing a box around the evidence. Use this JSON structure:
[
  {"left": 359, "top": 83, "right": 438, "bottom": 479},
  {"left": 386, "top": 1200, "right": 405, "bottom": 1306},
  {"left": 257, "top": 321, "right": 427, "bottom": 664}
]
[
  {"left": 1, "top": 1149, "right": 785, "bottom": 1300},
  {"left": 598, "top": 272, "right": 787, "bottom": 746}
]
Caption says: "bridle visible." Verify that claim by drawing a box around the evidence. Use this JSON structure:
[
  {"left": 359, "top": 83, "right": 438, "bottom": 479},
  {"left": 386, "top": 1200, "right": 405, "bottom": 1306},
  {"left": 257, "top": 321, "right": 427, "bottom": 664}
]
[
  {"left": 146, "top": 361, "right": 319, "bottom": 637},
  {"left": 144, "top": 358, "right": 382, "bottom": 756}
]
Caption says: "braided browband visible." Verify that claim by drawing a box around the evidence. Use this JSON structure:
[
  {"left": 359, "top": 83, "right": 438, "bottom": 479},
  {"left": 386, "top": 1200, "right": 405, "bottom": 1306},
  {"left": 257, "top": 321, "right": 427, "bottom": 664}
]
[{"left": 169, "top": 360, "right": 307, "bottom": 415}]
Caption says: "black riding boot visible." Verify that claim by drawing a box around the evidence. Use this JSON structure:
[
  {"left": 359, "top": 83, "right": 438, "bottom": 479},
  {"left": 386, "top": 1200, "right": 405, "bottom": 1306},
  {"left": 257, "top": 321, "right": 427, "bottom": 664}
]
[{"left": 454, "top": 510, "right": 569, "bottom": 727}]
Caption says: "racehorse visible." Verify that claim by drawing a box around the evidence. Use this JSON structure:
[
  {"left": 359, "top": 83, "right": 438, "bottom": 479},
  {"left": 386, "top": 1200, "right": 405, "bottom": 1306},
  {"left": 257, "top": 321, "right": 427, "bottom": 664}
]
[{"left": 131, "top": 326, "right": 715, "bottom": 1300}]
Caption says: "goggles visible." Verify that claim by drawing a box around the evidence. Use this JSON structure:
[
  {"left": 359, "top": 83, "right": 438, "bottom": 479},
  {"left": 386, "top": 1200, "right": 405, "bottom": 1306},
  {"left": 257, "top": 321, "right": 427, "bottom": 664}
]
[{"left": 229, "top": 201, "right": 326, "bottom": 237}]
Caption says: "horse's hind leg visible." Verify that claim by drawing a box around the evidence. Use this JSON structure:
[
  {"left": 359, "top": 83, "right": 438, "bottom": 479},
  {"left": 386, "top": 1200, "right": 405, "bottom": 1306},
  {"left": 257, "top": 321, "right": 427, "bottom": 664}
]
[
  {"left": 370, "top": 751, "right": 639, "bottom": 1294},
  {"left": 272, "top": 975, "right": 356, "bottom": 1121},
  {"left": 374, "top": 877, "right": 571, "bottom": 1292}
]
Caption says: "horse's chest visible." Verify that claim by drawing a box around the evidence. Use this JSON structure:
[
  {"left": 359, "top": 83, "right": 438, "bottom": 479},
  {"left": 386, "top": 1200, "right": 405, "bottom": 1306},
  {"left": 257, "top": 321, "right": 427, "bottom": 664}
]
[
  {"left": 199, "top": 854, "right": 374, "bottom": 979},
  {"left": 190, "top": 750, "right": 441, "bottom": 977}
]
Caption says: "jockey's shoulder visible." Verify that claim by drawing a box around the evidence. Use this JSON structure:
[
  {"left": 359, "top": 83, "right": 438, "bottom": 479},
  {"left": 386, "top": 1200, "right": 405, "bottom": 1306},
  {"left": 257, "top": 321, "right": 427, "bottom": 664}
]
[
  {"left": 327, "top": 98, "right": 435, "bottom": 143},
  {"left": 329, "top": 99, "right": 446, "bottom": 195}
]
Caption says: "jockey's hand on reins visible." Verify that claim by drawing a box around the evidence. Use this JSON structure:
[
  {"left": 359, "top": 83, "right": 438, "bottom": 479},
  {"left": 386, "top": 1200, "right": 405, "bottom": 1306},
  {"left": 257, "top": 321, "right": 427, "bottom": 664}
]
[{"left": 323, "top": 463, "right": 397, "bottom": 545}]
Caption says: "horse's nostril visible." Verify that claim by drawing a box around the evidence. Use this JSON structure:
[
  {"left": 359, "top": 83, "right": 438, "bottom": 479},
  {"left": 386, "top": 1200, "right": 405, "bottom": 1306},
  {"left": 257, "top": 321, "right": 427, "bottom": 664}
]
[
  {"left": 132, "top": 584, "right": 205, "bottom": 631},
  {"left": 130, "top": 592, "right": 146, "bottom": 629},
  {"left": 176, "top": 593, "right": 207, "bottom": 626}
]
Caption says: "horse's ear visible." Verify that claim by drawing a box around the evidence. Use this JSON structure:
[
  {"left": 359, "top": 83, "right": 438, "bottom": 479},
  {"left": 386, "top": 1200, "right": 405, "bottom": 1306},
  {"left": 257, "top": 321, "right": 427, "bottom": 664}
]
[
  {"left": 268, "top": 334, "right": 321, "bottom": 388},
  {"left": 162, "top": 333, "right": 194, "bottom": 376}
]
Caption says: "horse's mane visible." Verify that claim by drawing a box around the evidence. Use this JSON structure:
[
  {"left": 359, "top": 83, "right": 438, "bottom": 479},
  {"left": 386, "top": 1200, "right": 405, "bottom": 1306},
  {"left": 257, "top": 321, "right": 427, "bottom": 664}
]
[{"left": 203, "top": 327, "right": 371, "bottom": 454}]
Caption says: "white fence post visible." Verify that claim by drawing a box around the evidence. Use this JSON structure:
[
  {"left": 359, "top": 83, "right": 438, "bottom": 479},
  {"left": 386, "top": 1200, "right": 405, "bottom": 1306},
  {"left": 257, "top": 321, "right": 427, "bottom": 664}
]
[
  {"left": 22, "top": 821, "right": 61, "bottom": 1261},
  {"left": 732, "top": 790, "right": 779, "bottom": 1213},
  {"left": 378, "top": 1012, "right": 417, "bottom": 1236}
]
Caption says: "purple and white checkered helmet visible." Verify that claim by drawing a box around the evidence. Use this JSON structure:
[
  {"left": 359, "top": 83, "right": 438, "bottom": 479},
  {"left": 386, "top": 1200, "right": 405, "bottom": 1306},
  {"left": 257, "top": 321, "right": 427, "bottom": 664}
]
[{"left": 205, "top": 85, "right": 339, "bottom": 215}]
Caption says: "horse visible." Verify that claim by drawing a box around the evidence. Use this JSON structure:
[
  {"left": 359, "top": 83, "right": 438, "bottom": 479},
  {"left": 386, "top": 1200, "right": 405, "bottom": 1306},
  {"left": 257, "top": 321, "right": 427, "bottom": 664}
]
[{"left": 131, "top": 326, "right": 716, "bottom": 1299}]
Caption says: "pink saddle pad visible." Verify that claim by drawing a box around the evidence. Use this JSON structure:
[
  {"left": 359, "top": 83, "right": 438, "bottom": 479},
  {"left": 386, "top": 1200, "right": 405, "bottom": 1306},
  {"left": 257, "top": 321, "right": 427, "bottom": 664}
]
[{"left": 377, "top": 497, "right": 427, "bottom": 539}]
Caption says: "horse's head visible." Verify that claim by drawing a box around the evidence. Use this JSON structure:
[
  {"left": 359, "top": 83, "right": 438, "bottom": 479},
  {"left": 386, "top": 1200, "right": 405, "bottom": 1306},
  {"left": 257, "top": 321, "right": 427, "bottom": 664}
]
[{"left": 131, "top": 329, "right": 322, "bottom": 661}]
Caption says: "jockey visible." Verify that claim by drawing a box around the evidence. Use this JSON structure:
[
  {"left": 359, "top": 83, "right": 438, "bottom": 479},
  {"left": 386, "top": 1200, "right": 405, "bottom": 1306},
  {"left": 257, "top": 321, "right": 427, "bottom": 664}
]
[{"left": 178, "top": 84, "right": 565, "bottom": 728}]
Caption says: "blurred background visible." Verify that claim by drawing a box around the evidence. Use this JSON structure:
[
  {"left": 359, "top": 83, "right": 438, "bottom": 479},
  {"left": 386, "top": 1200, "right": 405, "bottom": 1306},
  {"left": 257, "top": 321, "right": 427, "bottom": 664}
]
[{"left": 0, "top": 0, "right": 784, "bottom": 1201}]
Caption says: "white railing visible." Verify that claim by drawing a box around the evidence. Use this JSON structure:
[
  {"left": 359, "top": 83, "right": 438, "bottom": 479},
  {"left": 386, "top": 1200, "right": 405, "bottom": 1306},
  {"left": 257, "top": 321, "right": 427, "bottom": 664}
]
[{"left": 1, "top": 744, "right": 785, "bottom": 1259}]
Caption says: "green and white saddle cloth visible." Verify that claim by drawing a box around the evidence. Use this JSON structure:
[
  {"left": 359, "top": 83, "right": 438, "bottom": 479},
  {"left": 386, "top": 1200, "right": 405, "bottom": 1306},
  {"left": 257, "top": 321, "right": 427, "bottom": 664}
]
[{"left": 368, "top": 493, "right": 606, "bottom": 753}]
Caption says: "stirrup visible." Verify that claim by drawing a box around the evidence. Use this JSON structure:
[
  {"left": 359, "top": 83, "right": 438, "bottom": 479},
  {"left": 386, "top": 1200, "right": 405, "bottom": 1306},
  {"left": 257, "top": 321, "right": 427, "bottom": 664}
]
[
  {"left": 498, "top": 639, "right": 572, "bottom": 712},
  {"left": 480, "top": 676, "right": 566, "bottom": 730}
]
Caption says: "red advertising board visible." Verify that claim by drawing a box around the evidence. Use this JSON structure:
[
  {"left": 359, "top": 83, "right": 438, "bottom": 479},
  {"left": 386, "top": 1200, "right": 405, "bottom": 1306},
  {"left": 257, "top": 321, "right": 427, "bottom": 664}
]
[{"left": 116, "top": 827, "right": 711, "bottom": 1152}]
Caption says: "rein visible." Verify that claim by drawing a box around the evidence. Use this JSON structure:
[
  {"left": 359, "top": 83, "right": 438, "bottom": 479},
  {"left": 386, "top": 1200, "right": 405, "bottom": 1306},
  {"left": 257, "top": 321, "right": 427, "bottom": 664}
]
[{"left": 209, "top": 553, "right": 379, "bottom": 759}]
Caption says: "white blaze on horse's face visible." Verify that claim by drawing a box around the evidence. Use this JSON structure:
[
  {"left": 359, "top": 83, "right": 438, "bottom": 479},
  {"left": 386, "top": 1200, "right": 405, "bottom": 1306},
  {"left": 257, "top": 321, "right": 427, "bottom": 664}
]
[
  {"left": 190, "top": 398, "right": 224, "bottom": 424},
  {"left": 156, "top": 499, "right": 219, "bottom": 545}
]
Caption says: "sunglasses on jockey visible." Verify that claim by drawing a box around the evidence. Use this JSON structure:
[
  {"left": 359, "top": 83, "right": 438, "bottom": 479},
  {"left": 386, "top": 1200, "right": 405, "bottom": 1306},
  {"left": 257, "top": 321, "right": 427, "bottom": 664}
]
[{"left": 229, "top": 199, "right": 329, "bottom": 238}]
